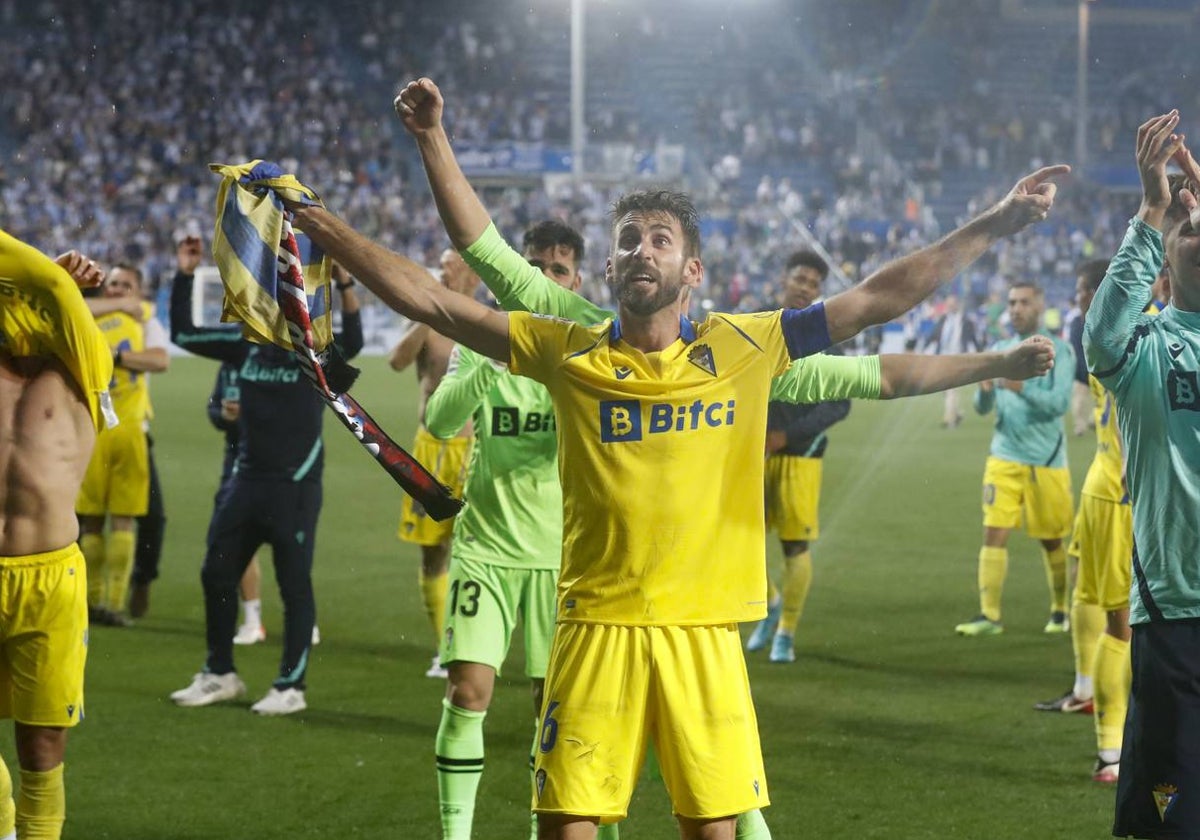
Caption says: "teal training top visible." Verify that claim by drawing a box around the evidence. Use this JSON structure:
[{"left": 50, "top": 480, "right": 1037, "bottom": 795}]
[
  {"left": 973, "top": 332, "right": 1074, "bottom": 467},
  {"left": 425, "top": 344, "right": 561, "bottom": 570},
  {"left": 461, "top": 223, "right": 882, "bottom": 403},
  {"left": 1085, "top": 218, "right": 1200, "bottom": 624}
]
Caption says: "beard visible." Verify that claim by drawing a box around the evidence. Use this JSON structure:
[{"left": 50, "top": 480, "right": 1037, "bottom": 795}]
[{"left": 610, "top": 270, "right": 686, "bottom": 317}]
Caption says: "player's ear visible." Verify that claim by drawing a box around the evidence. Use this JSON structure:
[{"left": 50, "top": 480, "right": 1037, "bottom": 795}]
[
  {"left": 683, "top": 256, "right": 704, "bottom": 291},
  {"left": 604, "top": 258, "right": 614, "bottom": 286}
]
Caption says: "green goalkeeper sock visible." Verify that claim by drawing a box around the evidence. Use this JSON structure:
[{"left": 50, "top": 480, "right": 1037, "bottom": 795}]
[
  {"left": 435, "top": 699, "right": 485, "bottom": 840},
  {"left": 736, "top": 809, "right": 772, "bottom": 840}
]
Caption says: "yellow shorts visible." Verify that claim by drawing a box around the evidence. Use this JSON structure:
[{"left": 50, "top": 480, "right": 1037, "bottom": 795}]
[
  {"left": 0, "top": 545, "right": 87, "bottom": 727},
  {"left": 981, "top": 456, "right": 1073, "bottom": 539},
  {"left": 764, "top": 454, "right": 822, "bottom": 541},
  {"left": 76, "top": 423, "right": 150, "bottom": 517},
  {"left": 533, "top": 623, "right": 769, "bottom": 822},
  {"left": 1070, "top": 494, "right": 1133, "bottom": 611},
  {"left": 398, "top": 427, "right": 470, "bottom": 546}
]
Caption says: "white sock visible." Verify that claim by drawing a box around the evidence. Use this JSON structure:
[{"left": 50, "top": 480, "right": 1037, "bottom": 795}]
[
  {"left": 1073, "top": 674, "right": 1094, "bottom": 701},
  {"left": 242, "top": 598, "right": 262, "bottom": 629},
  {"left": 1099, "top": 748, "right": 1121, "bottom": 764}
]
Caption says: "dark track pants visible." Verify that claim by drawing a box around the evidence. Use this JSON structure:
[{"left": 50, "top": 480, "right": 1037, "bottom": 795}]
[{"left": 202, "top": 478, "right": 321, "bottom": 691}]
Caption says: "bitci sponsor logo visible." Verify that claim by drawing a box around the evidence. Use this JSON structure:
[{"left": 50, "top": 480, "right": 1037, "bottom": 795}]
[{"left": 599, "top": 398, "right": 736, "bottom": 442}]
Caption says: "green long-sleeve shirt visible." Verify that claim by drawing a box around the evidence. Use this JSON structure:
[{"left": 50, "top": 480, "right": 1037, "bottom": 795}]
[
  {"left": 1085, "top": 218, "right": 1200, "bottom": 624},
  {"left": 426, "top": 345, "right": 561, "bottom": 569}
]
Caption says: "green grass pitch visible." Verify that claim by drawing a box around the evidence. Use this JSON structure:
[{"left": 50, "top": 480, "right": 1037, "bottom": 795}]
[{"left": 57, "top": 356, "right": 1115, "bottom": 838}]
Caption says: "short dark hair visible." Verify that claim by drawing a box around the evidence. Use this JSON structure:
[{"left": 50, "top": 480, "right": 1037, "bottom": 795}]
[
  {"left": 1009, "top": 279, "right": 1043, "bottom": 297},
  {"left": 611, "top": 189, "right": 701, "bottom": 258},
  {"left": 110, "top": 262, "right": 144, "bottom": 286},
  {"left": 1164, "top": 173, "right": 1199, "bottom": 228},
  {"left": 523, "top": 220, "right": 586, "bottom": 264},
  {"left": 1075, "top": 259, "right": 1110, "bottom": 294},
  {"left": 785, "top": 250, "right": 829, "bottom": 280}
]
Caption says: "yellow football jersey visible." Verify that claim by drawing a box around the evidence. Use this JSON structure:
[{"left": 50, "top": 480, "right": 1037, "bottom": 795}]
[
  {"left": 0, "top": 228, "right": 114, "bottom": 430},
  {"left": 1080, "top": 374, "right": 1124, "bottom": 502},
  {"left": 508, "top": 309, "right": 793, "bottom": 626},
  {"left": 94, "top": 309, "right": 151, "bottom": 426}
]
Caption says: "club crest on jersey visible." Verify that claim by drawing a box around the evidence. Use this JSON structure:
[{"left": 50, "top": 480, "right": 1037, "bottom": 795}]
[
  {"left": 687, "top": 343, "right": 717, "bottom": 377},
  {"left": 599, "top": 398, "right": 736, "bottom": 442},
  {"left": 1154, "top": 784, "right": 1179, "bottom": 821}
]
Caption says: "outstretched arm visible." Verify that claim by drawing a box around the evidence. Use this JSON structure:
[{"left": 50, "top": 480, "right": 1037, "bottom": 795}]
[
  {"left": 397, "top": 79, "right": 609, "bottom": 323},
  {"left": 879, "top": 336, "right": 1055, "bottom": 399},
  {"left": 291, "top": 205, "right": 510, "bottom": 362},
  {"left": 395, "top": 77, "right": 493, "bottom": 250},
  {"left": 1087, "top": 112, "right": 1178, "bottom": 381},
  {"left": 822, "top": 165, "right": 1070, "bottom": 344}
]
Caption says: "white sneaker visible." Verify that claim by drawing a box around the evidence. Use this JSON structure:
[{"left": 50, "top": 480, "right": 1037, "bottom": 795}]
[
  {"left": 233, "top": 623, "right": 266, "bottom": 645},
  {"left": 425, "top": 654, "right": 448, "bottom": 679},
  {"left": 250, "top": 687, "right": 307, "bottom": 716},
  {"left": 171, "top": 672, "right": 246, "bottom": 707},
  {"left": 311, "top": 625, "right": 321, "bottom": 646}
]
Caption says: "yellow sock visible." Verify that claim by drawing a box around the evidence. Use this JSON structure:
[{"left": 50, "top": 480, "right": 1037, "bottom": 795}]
[
  {"left": 103, "top": 530, "right": 137, "bottom": 614},
  {"left": 0, "top": 758, "right": 14, "bottom": 839},
  {"left": 1042, "top": 544, "right": 1069, "bottom": 614},
  {"left": 1071, "top": 601, "right": 1105, "bottom": 683},
  {"left": 419, "top": 569, "right": 449, "bottom": 645},
  {"left": 765, "top": 574, "right": 779, "bottom": 606},
  {"left": 978, "top": 547, "right": 1008, "bottom": 622},
  {"left": 78, "top": 533, "right": 105, "bottom": 607},
  {"left": 777, "top": 550, "right": 813, "bottom": 636},
  {"left": 1094, "top": 633, "right": 1132, "bottom": 753},
  {"left": 16, "top": 764, "right": 64, "bottom": 840}
]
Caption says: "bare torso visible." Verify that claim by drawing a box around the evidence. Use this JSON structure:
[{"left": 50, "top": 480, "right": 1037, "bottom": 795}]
[
  {"left": 0, "top": 354, "right": 95, "bottom": 556},
  {"left": 416, "top": 331, "right": 473, "bottom": 437}
]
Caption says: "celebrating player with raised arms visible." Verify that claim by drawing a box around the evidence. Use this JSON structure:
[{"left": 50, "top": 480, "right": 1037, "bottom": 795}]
[
  {"left": 1087, "top": 111, "right": 1200, "bottom": 836},
  {"left": 263, "top": 73, "right": 1065, "bottom": 837}
]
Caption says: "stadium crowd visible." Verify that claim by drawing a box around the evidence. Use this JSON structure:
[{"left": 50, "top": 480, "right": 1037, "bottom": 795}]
[{"left": 2, "top": 0, "right": 1189, "bottom": 328}]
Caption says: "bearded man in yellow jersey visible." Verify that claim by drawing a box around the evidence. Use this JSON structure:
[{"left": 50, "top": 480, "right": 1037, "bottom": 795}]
[
  {"left": 0, "top": 232, "right": 114, "bottom": 840},
  {"left": 75, "top": 265, "right": 168, "bottom": 626}
]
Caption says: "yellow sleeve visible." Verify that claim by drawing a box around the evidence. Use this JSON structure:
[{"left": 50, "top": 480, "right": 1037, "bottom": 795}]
[
  {"left": 717, "top": 311, "right": 792, "bottom": 376},
  {"left": 0, "top": 229, "right": 115, "bottom": 430},
  {"left": 508, "top": 310, "right": 604, "bottom": 385}
]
